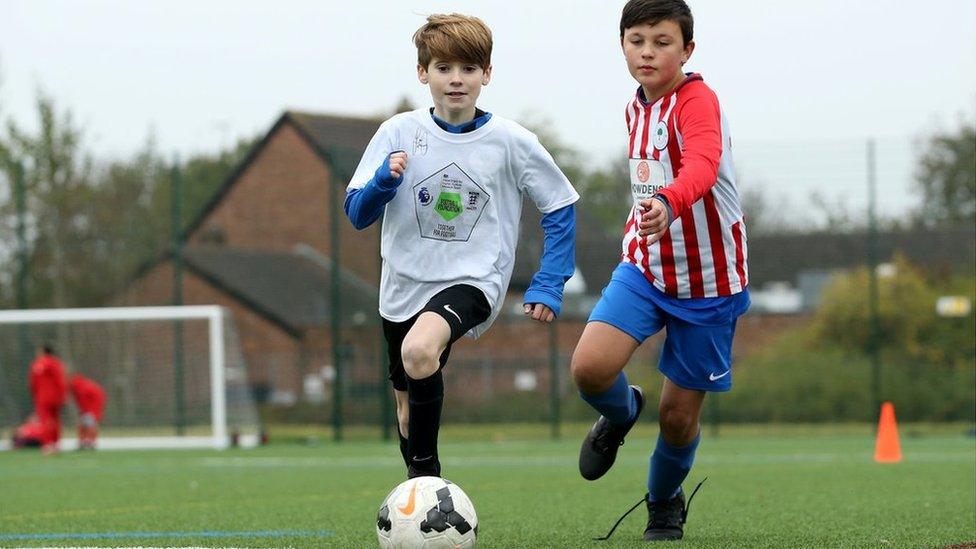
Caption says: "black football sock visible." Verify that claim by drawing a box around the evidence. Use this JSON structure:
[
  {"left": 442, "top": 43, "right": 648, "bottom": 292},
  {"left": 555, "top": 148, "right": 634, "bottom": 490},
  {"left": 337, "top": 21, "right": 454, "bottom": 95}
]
[{"left": 406, "top": 370, "right": 444, "bottom": 476}]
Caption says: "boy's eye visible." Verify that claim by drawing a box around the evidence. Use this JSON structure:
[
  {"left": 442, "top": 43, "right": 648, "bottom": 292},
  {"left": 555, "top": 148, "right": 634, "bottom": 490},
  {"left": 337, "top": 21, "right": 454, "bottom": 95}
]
[
  {"left": 463, "top": 66, "right": 477, "bottom": 73},
  {"left": 656, "top": 41, "right": 670, "bottom": 47}
]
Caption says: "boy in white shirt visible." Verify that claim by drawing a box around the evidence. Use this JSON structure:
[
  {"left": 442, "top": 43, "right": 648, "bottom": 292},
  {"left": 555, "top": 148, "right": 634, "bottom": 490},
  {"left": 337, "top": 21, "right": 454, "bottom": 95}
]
[{"left": 345, "top": 13, "right": 579, "bottom": 479}]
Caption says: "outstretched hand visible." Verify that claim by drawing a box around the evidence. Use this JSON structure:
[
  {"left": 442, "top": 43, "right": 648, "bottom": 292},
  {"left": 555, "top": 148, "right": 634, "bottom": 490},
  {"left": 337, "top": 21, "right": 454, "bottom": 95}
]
[{"left": 524, "top": 303, "right": 555, "bottom": 323}]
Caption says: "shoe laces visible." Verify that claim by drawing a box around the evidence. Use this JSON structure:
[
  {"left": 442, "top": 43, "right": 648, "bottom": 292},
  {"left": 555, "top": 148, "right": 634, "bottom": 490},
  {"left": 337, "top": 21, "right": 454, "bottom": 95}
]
[
  {"left": 593, "top": 477, "right": 707, "bottom": 541},
  {"left": 647, "top": 496, "right": 683, "bottom": 529},
  {"left": 591, "top": 422, "right": 627, "bottom": 454}
]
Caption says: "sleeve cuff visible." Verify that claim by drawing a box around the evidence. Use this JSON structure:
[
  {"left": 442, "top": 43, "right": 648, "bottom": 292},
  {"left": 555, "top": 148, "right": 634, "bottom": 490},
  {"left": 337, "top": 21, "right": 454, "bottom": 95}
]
[
  {"left": 373, "top": 152, "right": 403, "bottom": 189},
  {"left": 523, "top": 287, "right": 562, "bottom": 317}
]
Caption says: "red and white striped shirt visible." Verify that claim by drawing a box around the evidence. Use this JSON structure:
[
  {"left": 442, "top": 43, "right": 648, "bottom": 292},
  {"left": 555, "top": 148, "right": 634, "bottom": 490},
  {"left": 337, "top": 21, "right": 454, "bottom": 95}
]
[{"left": 621, "top": 74, "right": 748, "bottom": 298}]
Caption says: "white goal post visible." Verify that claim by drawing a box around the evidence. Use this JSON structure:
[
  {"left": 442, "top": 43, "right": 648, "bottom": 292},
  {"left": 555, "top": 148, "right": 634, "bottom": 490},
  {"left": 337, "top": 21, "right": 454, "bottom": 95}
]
[{"left": 0, "top": 306, "right": 259, "bottom": 451}]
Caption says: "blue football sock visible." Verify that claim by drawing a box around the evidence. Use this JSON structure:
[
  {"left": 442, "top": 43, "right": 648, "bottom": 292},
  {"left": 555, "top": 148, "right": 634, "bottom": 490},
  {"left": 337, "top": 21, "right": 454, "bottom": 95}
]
[
  {"left": 647, "top": 431, "right": 700, "bottom": 502},
  {"left": 580, "top": 372, "right": 637, "bottom": 425}
]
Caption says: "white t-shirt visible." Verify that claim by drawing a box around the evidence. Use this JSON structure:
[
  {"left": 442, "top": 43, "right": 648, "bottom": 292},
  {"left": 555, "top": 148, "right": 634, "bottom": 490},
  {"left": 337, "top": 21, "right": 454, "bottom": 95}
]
[{"left": 348, "top": 108, "right": 579, "bottom": 338}]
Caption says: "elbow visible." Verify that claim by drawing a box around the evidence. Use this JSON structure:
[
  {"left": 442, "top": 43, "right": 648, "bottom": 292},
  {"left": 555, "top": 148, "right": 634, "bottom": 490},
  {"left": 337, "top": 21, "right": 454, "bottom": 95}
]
[
  {"left": 349, "top": 210, "right": 379, "bottom": 230},
  {"left": 343, "top": 200, "right": 367, "bottom": 230}
]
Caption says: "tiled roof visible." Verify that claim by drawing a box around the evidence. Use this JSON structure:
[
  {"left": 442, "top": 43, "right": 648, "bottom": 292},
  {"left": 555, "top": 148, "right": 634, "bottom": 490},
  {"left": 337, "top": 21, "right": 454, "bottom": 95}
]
[{"left": 183, "top": 246, "right": 378, "bottom": 333}]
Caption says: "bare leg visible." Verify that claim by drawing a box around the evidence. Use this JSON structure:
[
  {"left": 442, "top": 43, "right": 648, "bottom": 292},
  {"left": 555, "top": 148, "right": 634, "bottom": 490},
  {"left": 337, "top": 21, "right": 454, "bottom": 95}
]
[
  {"left": 658, "top": 378, "right": 704, "bottom": 446},
  {"left": 571, "top": 321, "right": 640, "bottom": 394},
  {"left": 573, "top": 321, "right": 644, "bottom": 480}
]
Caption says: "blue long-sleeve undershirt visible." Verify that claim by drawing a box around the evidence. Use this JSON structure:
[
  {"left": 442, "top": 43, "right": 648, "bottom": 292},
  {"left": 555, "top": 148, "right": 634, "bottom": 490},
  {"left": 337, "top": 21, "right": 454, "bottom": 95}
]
[
  {"left": 524, "top": 205, "right": 576, "bottom": 316},
  {"left": 344, "top": 153, "right": 402, "bottom": 230}
]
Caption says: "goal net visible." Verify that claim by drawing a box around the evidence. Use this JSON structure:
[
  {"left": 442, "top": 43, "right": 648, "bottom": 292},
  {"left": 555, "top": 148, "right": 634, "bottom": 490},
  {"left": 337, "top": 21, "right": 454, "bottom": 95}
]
[{"left": 0, "top": 306, "right": 260, "bottom": 450}]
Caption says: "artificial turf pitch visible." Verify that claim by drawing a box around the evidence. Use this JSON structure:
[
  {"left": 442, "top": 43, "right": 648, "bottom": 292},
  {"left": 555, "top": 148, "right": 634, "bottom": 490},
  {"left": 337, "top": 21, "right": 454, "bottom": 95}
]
[{"left": 1, "top": 425, "right": 973, "bottom": 548}]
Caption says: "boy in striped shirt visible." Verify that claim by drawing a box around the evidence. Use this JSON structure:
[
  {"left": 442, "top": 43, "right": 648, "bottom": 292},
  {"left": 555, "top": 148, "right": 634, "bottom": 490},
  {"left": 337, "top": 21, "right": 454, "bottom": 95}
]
[{"left": 571, "top": 0, "right": 749, "bottom": 541}]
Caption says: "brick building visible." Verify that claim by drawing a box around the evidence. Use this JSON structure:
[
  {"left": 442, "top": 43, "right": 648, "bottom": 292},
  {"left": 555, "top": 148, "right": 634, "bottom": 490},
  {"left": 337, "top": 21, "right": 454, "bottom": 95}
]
[
  {"left": 122, "top": 112, "right": 387, "bottom": 406},
  {"left": 122, "top": 109, "right": 973, "bottom": 419}
]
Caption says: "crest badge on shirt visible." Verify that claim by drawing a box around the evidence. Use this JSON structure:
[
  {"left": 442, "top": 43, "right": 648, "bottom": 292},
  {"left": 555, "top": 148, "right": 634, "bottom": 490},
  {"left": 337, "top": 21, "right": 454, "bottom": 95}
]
[
  {"left": 653, "top": 121, "right": 669, "bottom": 151},
  {"left": 412, "top": 129, "right": 429, "bottom": 157},
  {"left": 413, "top": 162, "right": 490, "bottom": 242}
]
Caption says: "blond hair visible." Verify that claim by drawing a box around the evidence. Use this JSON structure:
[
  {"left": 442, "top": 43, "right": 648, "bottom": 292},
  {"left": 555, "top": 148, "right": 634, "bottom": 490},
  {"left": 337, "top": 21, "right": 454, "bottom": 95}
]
[{"left": 413, "top": 13, "right": 492, "bottom": 70}]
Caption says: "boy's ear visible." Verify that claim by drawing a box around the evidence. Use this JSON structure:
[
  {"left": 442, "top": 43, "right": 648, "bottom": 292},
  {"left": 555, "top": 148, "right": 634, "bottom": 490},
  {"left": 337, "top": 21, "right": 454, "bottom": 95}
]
[
  {"left": 417, "top": 64, "right": 429, "bottom": 84},
  {"left": 482, "top": 65, "right": 492, "bottom": 86},
  {"left": 681, "top": 40, "right": 696, "bottom": 65}
]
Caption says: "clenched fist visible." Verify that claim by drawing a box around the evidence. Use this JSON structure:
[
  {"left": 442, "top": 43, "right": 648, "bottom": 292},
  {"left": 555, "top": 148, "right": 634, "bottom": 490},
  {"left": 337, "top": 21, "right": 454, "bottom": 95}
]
[
  {"left": 637, "top": 197, "right": 670, "bottom": 243},
  {"left": 388, "top": 151, "right": 408, "bottom": 179}
]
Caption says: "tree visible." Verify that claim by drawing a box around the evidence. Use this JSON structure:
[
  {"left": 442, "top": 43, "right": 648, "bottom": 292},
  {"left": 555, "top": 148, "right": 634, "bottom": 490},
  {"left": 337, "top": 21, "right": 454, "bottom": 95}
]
[
  {"left": 814, "top": 253, "right": 974, "bottom": 368},
  {"left": 1, "top": 92, "right": 94, "bottom": 308},
  {"left": 576, "top": 158, "right": 630, "bottom": 235},
  {"left": 914, "top": 118, "right": 976, "bottom": 228},
  {"left": 146, "top": 135, "right": 257, "bottom": 236},
  {"left": 738, "top": 183, "right": 817, "bottom": 236},
  {"left": 0, "top": 90, "right": 257, "bottom": 310}
]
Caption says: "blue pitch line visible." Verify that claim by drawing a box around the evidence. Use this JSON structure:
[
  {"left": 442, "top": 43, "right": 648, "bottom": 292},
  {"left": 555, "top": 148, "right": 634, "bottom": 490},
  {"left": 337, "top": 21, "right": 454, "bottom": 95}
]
[{"left": 0, "top": 529, "right": 334, "bottom": 541}]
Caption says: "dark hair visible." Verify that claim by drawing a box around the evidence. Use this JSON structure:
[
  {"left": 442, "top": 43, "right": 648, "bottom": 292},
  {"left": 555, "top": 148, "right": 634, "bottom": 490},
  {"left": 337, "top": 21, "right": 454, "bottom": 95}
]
[
  {"left": 41, "top": 344, "right": 55, "bottom": 355},
  {"left": 620, "top": 0, "right": 694, "bottom": 45}
]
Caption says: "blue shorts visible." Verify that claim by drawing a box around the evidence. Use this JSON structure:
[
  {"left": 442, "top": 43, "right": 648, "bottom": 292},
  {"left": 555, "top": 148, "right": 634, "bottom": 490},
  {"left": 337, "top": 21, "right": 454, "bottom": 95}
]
[{"left": 588, "top": 263, "right": 750, "bottom": 392}]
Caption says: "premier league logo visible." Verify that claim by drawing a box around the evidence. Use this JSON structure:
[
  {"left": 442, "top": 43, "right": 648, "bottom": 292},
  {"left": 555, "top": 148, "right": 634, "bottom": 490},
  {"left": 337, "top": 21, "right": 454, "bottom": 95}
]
[{"left": 418, "top": 187, "right": 432, "bottom": 206}]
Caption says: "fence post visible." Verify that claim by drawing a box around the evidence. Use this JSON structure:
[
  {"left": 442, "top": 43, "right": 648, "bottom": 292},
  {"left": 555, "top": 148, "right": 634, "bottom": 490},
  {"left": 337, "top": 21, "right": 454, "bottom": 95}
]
[
  {"left": 171, "top": 159, "right": 186, "bottom": 436},
  {"left": 549, "top": 322, "right": 560, "bottom": 439}
]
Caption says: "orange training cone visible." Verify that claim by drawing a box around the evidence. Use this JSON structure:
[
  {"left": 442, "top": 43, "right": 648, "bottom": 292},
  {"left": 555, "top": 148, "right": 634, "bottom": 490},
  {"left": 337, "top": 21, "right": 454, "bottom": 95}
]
[{"left": 874, "top": 401, "right": 902, "bottom": 463}]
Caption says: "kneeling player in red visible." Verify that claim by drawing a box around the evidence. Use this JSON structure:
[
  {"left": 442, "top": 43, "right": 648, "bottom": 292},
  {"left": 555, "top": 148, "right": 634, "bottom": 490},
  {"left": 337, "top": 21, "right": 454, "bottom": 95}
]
[
  {"left": 69, "top": 373, "right": 106, "bottom": 450},
  {"left": 12, "top": 415, "right": 45, "bottom": 448},
  {"left": 28, "top": 345, "right": 67, "bottom": 454}
]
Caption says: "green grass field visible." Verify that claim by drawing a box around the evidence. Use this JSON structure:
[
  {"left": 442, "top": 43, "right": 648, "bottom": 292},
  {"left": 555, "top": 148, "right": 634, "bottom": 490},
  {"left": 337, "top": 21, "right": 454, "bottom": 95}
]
[{"left": 1, "top": 424, "right": 974, "bottom": 548}]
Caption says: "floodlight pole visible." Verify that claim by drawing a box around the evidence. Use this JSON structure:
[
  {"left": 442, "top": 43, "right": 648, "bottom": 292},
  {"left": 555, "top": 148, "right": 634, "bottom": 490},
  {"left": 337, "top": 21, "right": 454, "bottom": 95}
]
[
  {"left": 171, "top": 158, "right": 186, "bottom": 436},
  {"left": 867, "top": 138, "right": 882, "bottom": 417}
]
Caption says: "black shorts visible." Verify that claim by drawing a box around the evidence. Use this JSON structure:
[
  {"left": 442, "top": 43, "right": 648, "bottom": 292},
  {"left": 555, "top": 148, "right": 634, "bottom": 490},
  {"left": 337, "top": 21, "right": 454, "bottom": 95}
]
[{"left": 383, "top": 284, "right": 491, "bottom": 391}]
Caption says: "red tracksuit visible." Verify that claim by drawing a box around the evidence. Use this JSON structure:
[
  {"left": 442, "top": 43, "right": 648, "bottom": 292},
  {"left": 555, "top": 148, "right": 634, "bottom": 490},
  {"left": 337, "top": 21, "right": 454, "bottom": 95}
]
[
  {"left": 69, "top": 374, "right": 106, "bottom": 422},
  {"left": 28, "top": 354, "right": 67, "bottom": 446}
]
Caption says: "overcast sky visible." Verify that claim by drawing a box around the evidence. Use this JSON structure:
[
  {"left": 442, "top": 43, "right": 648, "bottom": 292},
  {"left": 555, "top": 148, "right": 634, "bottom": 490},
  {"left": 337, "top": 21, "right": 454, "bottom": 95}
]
[{"left": 2, "top": 0, "right": 974, "bottom": 223}]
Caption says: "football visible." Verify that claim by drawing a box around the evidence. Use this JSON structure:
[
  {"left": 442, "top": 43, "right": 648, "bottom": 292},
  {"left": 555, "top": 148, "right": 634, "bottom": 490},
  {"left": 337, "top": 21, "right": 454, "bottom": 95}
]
[{"left": 376, "top": 476, "right": 478, "bottom": 548}]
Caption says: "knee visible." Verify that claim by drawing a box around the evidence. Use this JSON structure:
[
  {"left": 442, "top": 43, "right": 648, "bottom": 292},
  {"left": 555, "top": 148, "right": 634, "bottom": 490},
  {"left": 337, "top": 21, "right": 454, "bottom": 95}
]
[
  {"left": 658, "top": 404, "right": 697, "bottom": 441},
  {"left": 571, "top": 353, "right": 615, "bottom": 394},
  {"left": 401, "top": 339, "right": 440, "bottom": 380}
]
